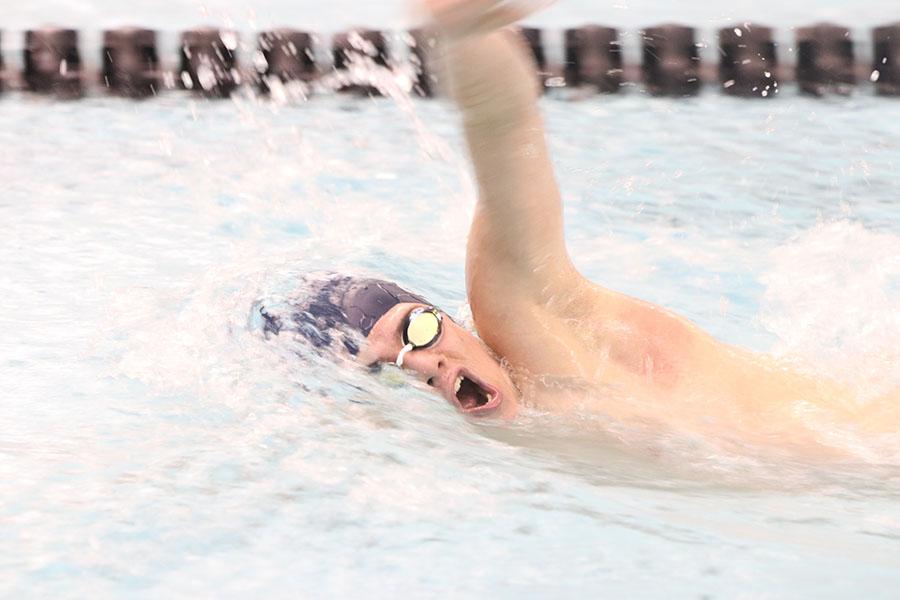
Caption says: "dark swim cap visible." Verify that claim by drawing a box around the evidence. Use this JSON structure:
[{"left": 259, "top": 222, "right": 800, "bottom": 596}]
[
  {"left": 256, "top": 273, "right": 430, "bottom": 356},
  {"left": 339, "top": 278, "right": 429, "bottom": 337}
]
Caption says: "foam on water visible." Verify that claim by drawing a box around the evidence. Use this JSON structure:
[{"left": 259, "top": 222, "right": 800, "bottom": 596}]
[{"left": 763, "top": 221, "right": 900, "bottom": 383}]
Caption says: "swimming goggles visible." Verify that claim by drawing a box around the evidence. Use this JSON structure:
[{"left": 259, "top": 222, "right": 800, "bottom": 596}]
[{"left": 395, "top": 306, "right": 443, "bottom": 368}]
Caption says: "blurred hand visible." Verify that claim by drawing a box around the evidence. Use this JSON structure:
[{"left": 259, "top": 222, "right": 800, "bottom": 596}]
[{"left": 418, "top": 0, "right": 556, "bottom": 40}]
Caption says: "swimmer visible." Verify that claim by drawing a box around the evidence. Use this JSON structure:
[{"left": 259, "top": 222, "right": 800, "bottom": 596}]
[
  {"left": 266, "top": 0, "right": 894, "bottom": 447},
  {"left": 260, "top": 272, "right": 520, "bottom": 419}
]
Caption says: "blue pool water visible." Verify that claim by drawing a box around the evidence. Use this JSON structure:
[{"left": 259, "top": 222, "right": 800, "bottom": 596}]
[{"left": 3, "top": 1, "right": 900, "bottom": 598}]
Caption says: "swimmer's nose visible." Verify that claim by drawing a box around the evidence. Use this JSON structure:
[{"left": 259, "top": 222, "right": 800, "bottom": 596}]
[{"left": 398, "top": 349, "right": 447, "bottom": 385}]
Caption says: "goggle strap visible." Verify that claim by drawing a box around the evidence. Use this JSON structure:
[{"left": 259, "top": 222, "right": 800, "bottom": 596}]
[{"left": 395, "top": 343, "right": 414, "bottom": 368}]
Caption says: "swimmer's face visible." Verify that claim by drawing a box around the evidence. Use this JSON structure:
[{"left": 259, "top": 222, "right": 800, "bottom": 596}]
[{"left": 360, "top": 303, "right": 520, "bottom": 419}]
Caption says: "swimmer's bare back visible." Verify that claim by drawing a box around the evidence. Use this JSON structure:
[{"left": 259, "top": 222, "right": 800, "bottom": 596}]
[{"left": 422, "top": 0, "right": 894, "bottom": 445}]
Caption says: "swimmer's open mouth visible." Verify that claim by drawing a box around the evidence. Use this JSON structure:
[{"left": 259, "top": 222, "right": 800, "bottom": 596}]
[{"left": 451, "top": 370, "right": 501, "bottom": 415}]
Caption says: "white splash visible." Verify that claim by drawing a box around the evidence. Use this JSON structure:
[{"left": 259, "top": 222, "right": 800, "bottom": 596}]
[{"left": 760, "top": 220, "right": 900, "bottom": 394}]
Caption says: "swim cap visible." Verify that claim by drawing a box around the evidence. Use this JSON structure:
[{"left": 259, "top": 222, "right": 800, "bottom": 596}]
[
  {"left": 340, "top": 278, "right": 428, "bottom": 337},
  {"left": 255, "top": 272, "right": 429, "bottom": 356}
]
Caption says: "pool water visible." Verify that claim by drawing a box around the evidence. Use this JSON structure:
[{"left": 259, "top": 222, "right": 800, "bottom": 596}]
[{"left": 3, "top": 1, "right": 900, "bottom": 597}]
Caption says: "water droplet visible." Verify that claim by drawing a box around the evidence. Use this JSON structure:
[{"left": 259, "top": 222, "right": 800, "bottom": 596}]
[
  {"left": 253, "top": 50, "right": 268, "bottom": 73},
  {"left": 197, "top": 64, "right": 217, "bottom": 90},
  {"left": 221, "top": 31, "right": 238, "bottom": 51}
]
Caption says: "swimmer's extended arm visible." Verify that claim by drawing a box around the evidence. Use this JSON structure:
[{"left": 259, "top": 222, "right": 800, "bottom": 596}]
[{"left": 424, "top": 1, "right": 580, "bottom": 304}]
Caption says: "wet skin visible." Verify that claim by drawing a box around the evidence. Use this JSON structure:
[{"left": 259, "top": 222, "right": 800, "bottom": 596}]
[{"left": 360, "top": 302, "right": 520, "bottom": 419}]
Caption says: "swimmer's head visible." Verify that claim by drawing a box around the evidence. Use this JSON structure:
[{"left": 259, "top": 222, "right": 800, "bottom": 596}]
[
  {"left": 359, "top": 302, "right": 520, "bottom": 420},
  {"left": 257, "top": 272, "right": 519, "bottom": 418}
]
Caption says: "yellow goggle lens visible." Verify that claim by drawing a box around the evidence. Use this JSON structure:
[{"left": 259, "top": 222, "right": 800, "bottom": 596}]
[{"left": 406, "top": 310, "right": 441, "bottom": 347}]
